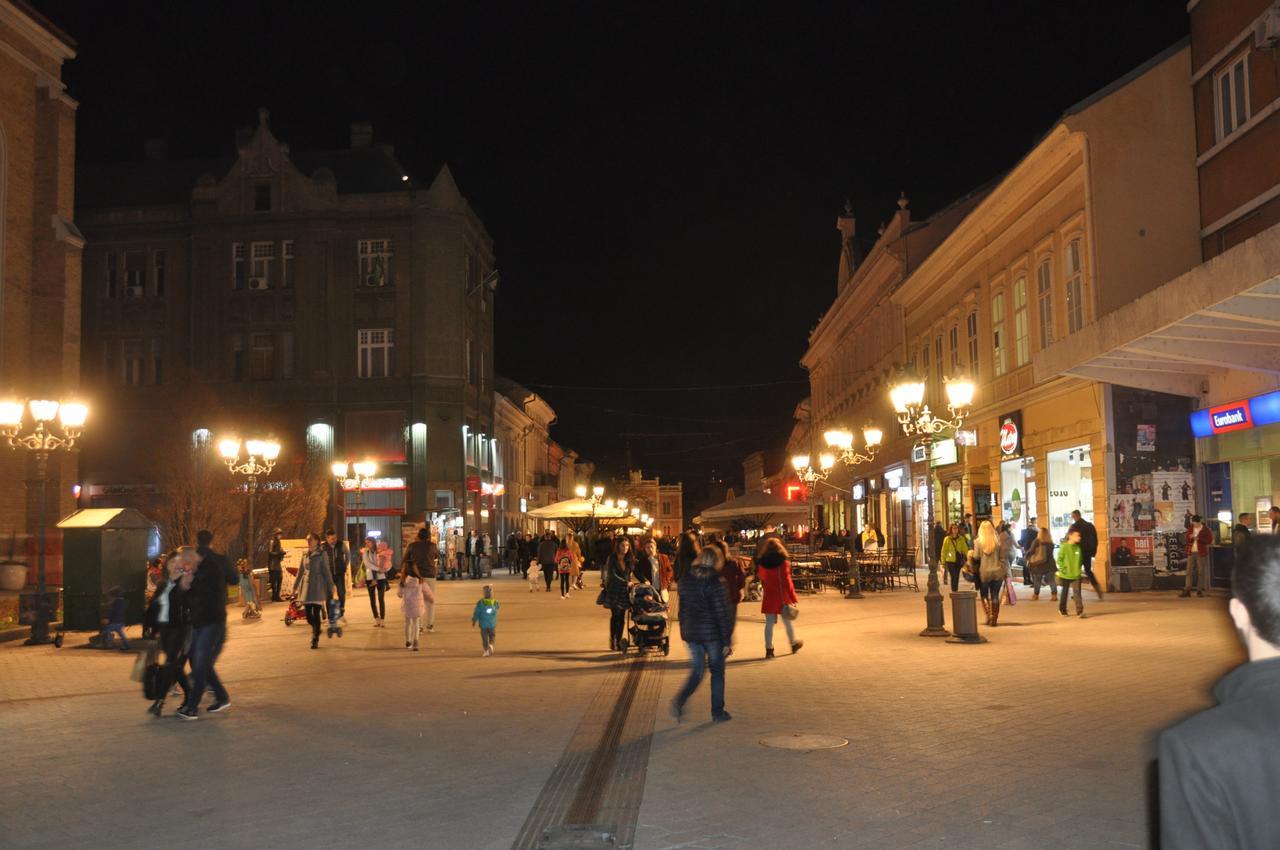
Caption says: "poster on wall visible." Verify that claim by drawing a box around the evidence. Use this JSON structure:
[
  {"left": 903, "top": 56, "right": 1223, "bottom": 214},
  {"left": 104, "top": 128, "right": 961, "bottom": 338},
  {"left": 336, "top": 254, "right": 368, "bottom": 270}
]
[
  {"left": 1259, "top": 498, "right": 1274, "bottom": 533},
  {"left": 1154, "top": 531, "right": 1187, "bottom": 575},
  {"left": 1110, "top": 493, "right": 1155, "bottom": 534},
  {"left": 1136, "top": 424, "right": 1156, "bottom": 452},
  {"left": 1110, "top": 535, "right": 1153, "bottom": 566},
  {"left": 1151, "top": 471, "right": 1194, "bottom": 533}
]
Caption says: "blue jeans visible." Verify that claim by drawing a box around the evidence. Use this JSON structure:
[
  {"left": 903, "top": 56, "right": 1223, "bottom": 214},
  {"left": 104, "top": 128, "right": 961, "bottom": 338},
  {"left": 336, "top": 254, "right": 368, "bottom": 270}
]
[
  {"left": 183, "top": 622, "right": 228, "bottom": 711},
  {"left": 100, "top": 622, "right": 129, "bottom": 649},
  {"left": 675, "top": 641, "right": 726, "bottom": 717}
]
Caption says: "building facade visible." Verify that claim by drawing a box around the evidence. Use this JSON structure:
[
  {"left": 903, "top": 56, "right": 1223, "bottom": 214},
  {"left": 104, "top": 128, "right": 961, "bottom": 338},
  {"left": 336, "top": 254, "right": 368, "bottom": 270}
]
[
  {"left": 0, "top": 1, "right": 79, "bottom": 583},
  {"left": 75, "top": 111, "right": 496, "bottom": 563},
  {"left": 615, "top": 470, "right": 684, "bottom": 539},
  {"left": 800, "top": 43, "right": 1202, "bottom": 588}
]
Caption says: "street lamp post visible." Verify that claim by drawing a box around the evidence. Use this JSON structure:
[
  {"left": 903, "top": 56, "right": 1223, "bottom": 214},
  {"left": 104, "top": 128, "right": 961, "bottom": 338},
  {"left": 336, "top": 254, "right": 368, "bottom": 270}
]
[
  {"left": 790, "top": 451, "right": 835, "bottom": 553},
  {"left": 332, "top": 460, "right": 378, "bottom": 548},
  {"left": 889, "top": 372, "right": 975, "bottom": 639},
  {"left": 0, "top": 398, "right": 88, "bottom": 645},
  {"left": 822, "top": 425, "right": 884, "bottom": 598},
  {"left": 220, "top": 438, "right": 280, "bottom": 577}
]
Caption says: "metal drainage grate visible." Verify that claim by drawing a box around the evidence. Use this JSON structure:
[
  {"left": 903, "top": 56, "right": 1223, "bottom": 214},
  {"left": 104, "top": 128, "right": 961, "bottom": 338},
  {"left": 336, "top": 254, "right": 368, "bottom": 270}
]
[{"left": 758, "top": 733, "right": 849, "bottom": 751}]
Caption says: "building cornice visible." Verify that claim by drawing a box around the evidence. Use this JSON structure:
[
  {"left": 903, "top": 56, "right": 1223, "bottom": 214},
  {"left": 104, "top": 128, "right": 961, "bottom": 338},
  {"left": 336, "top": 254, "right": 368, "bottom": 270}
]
[{"left": 0, "top": 1, "right": 75, "bottom": 62}]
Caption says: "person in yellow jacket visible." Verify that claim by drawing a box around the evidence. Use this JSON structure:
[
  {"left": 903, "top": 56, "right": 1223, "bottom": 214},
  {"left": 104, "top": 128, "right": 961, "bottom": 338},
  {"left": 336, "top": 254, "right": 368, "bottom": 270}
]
[
  {"left": 939, "top": 524, "right": 970, "bottom": 592},
  {"left": 1056, "top": 529, "right": 1086, "bottom": 618}
]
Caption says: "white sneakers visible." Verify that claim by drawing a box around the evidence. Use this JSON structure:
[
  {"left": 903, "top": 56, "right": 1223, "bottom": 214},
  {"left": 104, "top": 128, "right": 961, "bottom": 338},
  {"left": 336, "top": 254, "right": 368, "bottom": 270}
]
[{"left": 482, "top": 648, "right": 491, "bottom": 656}]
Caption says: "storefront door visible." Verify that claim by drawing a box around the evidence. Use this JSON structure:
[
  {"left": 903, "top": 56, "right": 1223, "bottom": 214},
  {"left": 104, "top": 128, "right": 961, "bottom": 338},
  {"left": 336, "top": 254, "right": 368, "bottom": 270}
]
[{"left": 1047, "top": 445, "right": 1093, "bottom": 542}]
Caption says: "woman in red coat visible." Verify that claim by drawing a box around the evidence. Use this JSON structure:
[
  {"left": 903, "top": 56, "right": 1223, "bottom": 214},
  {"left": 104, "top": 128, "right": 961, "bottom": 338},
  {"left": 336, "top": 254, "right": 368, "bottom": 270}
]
[{"left": 757, "top": 537, "right": 803, "bottom": 659}]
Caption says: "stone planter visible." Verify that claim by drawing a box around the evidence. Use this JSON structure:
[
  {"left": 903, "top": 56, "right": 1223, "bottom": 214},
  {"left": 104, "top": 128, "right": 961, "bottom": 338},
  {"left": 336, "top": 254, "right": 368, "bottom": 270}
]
[{"left": 0, "top": 561, "right": 29, "bottom": 592}]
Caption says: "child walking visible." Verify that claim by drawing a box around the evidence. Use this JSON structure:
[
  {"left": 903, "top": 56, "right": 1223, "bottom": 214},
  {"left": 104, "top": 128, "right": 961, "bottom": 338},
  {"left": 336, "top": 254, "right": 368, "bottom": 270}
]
[
  {"left": 398, "top": 562, "right": 435, "bottom": 651},
  {"left": 1056, "top": 529, "right": 1086, "bottom": 618},
  {"left": 100, "top": 585, "right": 130, "bottom": 650},
  {"left": 472, "top": 584, "right": 500, "bottom": 656}
]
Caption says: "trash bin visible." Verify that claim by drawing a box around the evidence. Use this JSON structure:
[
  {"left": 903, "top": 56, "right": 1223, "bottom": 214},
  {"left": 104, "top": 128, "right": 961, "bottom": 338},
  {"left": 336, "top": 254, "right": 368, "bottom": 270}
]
[{"left": 57, "top": 508, "right": 156, "bottom": 630}]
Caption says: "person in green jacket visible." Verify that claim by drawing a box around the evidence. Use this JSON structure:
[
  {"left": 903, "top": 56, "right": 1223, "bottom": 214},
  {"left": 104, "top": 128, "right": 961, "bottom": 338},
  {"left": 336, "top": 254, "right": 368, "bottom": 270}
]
[{"left": 1056, "top": 529, "right": 1086, "bottom": 618}]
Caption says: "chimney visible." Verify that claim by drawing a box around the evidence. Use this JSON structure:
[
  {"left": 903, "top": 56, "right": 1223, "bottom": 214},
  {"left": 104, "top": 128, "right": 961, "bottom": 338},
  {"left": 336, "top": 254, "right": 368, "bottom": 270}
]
[
  {"left": 350, "top": 121, "right": 373, "bottom": 149},
  {"left": 144, "top": 139, "right": 168, "bottom": 161}
]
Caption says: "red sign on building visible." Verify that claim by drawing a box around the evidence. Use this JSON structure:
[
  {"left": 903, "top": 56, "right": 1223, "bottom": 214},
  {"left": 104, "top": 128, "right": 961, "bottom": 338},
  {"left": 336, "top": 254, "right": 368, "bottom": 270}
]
[{"left": 466, "top": 475, "right": 481, "bottom": 492}]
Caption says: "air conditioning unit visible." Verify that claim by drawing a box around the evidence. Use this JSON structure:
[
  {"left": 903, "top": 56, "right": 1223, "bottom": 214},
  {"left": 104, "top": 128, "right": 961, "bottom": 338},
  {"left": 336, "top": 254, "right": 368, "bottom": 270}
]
[
  {"left": 1257, "top": 4, "right": 1280, "bottom": 49},
  {"left": 249, "top": 277, "right": 269, "bottom": 291},
  {"left": 125, "top": 285, "right": 144, "bottom": 298}
]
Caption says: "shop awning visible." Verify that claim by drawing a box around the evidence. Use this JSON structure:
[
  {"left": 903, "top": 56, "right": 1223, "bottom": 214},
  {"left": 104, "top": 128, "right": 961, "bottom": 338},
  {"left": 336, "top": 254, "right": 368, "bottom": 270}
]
[{"left": 1034, "top": 223, "right": 1280, "bottom": 398}]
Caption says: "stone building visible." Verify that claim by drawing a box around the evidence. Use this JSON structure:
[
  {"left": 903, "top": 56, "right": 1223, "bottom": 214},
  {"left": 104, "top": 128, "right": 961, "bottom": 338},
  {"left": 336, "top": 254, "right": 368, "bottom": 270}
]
[
  {"left": 75, "top": 110, "right": 495, "bottom": 563},
  {"left": 615, "top": 469, "right": 684, "bottom": 539},
  {"left": 0, "top": 1, "right": 79, "bottom": 583}
]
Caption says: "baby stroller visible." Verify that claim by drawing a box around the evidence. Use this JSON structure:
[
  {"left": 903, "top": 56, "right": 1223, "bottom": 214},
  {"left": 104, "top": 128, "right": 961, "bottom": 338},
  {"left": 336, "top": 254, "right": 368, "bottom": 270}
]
[{"left": 622, "top": 583, "right": 670, "bottom": 656}]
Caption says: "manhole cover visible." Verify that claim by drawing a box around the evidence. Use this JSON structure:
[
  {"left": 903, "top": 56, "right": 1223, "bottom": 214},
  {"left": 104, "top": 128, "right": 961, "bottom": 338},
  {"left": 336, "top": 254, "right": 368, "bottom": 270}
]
[{"left": 758, "top": 733, "right": 849, "bottom": 751}]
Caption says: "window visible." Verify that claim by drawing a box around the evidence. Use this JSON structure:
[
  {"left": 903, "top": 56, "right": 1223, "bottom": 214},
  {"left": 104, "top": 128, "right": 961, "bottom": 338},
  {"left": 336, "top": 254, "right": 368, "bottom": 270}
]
[
  {"left": 1013, "top": 276, "right": 1029, "bottom": 367},
  {"left": 280, "top": 331, "right": 294, "bottom": 379},
  {"left": 152, "top": 250, "right": 166, "bottom": 297},
  {"left": 231, "top": 333, "right": 245, "bottom": 380},
  {"left": 1215, "top": 53, "right": 1250, "bottom": 141},
  {"left": 254, "top": 184, "right": 271, "bottom": 212},
  {"left": 662, "top": 500, "right": 672, "bottom": 515},
  {"left": 282, "top": 240, "right": 295, "bottom": 288},
  {"left": 105, "top": 251, "right": 119, "bottom": 299},
  {"left": 250, "top": 241, "right": 275, "bottom": 289},
  {"left": 124, "top": 251, "right": 145, "bottom": 297},
  {"left": 479, "top": 350, "right": 486, "bottom": 393},
  {"left": 1036, "top": 259, "right": 1054, "bottom": 349},
  {"left": 434, "top": 490, "right": 454, "bottom": 510},
  {"left": 949, "top": 325, "right": 959, "bottom": 371},
  {"left": 122, "top": 340, "right": 144, "bottom": 386},
  {"left": 920, "top": 343, "right": 930, "bottom": 398},
  {"left": 934, "top": 336, "right": 943, "bottom": 372},
  {"left": 358, "top": 239, "right": 393, "bottom": 287},
  {"left": 358, "top": 328, "right": 394, "bottom": 378},
  {"left": 991, "top": 292, "right": 1006, "bottom": 376},
  {"left": 966, "top": 311, "right": 979, "bottom": 373},
  {"left": 151, "top": 338, "right": 163, "bottom": 385},
  {"left": 1065, "top": 239, "right": 1084, "bottom": 334},
  {"left": 232, "top": 243, "right": 246, "bottom": 290},
  {"left": 250, "top": 332, "right": 275, "bottom": 381},
  {"left": 465, "top": 338, "right": 475, "bottom": 385}
]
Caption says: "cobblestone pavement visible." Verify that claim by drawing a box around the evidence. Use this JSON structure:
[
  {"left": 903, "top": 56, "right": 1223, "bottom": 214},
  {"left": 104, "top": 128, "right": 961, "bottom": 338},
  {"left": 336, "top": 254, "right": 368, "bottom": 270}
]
[{"left": 0, "top": 573, "right": 1242, "bottom": 849}]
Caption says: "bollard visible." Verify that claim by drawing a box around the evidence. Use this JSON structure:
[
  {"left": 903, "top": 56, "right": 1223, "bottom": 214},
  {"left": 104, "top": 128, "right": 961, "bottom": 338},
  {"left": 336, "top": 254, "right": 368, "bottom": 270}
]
[{"left": 946, "top": 590, "right": 987, "bottom": 644}]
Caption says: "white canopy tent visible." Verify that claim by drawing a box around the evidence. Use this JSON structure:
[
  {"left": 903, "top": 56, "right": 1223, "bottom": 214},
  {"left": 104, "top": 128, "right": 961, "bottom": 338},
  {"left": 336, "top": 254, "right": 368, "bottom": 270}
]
[
  {"left": 698, "top": 490, "right": 809, "bottom": 529},
  {"left": 527, "top": 497, "right": 629, "bottom": 534}
]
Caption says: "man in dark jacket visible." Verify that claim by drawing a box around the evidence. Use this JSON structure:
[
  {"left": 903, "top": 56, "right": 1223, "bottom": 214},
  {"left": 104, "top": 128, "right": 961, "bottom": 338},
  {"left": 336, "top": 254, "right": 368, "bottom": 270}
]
[
  {"left": 671, "top": 547, "right": 734, "bottom": 723},
  {"left": 1159, "top": 533, "right": 1280, "bottom": 849},
  {"left": 266, "top": 529, "right": 285, "bottom": 602},
  {"left": 1233, "top": 513, "right": 1253, "bottom": 564},
  {"left": 537, "top": 531, "right": 559, "bottom": 593},
  {"left": 1069, "top": 510, "right": 1103, "bottom": 600},
  {"left": 177, "top": 530, "right": 237, "bottom": 720},
  {"left": 323, "top": 529, "right": 349, "bottom": 614},
  {"left": 403, "top": 528, "right": 440, "bottom": 631}
]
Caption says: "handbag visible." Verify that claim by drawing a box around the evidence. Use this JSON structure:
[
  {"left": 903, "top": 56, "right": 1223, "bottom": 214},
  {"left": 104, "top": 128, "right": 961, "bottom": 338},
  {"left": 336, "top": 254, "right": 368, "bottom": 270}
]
[
  {"left": 142, "top": 661, "right": 164, "bottom": 700},
  {"left": 778, "top": 566, "right": 799, "bottom": 620},
  {"left": 595, "top": 588, "right": 607, "bottom": 606},
  {"left": 1004, "top": 574, "right": 1018, "bottom": 606}
]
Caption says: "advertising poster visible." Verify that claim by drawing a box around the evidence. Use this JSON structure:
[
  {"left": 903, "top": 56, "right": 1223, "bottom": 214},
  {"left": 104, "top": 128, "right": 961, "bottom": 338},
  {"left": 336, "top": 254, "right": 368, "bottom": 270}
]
[
  {"left": 1111, "top": 535, "right": 1153, "bottom": 566},
  {"left": 1151, "top": 471, "right": 1194, "bottom": 533},
  {"left": 1154, "top": 531, "right": 1186, "bottom": 575},
  {"left": 1136, "top": 424, "right": 1156, "bottom": 452},
  {"left": 1110, "top": 493, "right": 1155, "bottom": 534}
]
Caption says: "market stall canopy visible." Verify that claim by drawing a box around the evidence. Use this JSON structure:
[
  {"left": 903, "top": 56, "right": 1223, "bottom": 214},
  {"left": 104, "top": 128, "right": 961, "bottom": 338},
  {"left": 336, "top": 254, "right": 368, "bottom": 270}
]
[
  {"left": 598, "top": 515, "right": 645, "bottom": 530},
  {"left": 699, "top": 490, "right": 809, "bottom": 527},
  {"left": 526, "top": 498, "right": 628, "bottom": 521}
]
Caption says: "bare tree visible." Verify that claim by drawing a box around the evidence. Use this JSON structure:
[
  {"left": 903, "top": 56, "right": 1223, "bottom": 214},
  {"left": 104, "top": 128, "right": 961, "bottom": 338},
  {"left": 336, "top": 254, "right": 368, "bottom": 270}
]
[{"left": 147, "top": 435, "right": 240, "bottom": 552}]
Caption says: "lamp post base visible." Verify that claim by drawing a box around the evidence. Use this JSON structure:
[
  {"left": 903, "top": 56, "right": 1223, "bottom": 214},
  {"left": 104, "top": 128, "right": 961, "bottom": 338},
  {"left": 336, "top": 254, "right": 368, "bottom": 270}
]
[{"left": 919, "top": 566, "right": 949, "bottom": 637}]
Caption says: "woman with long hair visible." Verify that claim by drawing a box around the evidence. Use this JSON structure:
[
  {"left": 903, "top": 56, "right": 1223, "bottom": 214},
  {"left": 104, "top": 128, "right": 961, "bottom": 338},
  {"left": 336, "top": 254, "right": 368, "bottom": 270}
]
[
  {"left": 1026, "top": 526, "right": 1057, "bottom": 602},
  {"left": 757, "top": 537, "right": 802, "bottom": 658},
  {"left": 397, "top": 559, "right": 434, "bottom": 651},
  {"left": 670, "top": 531, "right": 700, "bottom": 616},
  {"left": 361, "top": 536, "right": 388, "bottom": 627},
  {"left": 975, "top": 519, "right": 1011, "bottom": 626},
  {"left": 603, "top": 537, "right": 634, "bottom": 650},
  {"left": 293, "top": 533, "right": 337, "bottom": 649},
  {"left": 143, "top": 548, "right": 193, "bottom": 716}
]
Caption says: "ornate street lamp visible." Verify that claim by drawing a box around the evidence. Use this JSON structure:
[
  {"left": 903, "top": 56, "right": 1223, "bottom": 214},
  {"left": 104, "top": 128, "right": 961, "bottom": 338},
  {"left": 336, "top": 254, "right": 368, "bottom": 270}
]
[
  {"left": 220, "top": 437, "right": 280, "bottom": 577},
  {"left": 0, "top": 397, "right": 88, "bottom": 645},
  {"left": 791, "top": 452, "right": 835, "bottom": 552},
  {"left": 889, "top": 371, "right": 975, "bottom": 638},
  {"left": 333, "top": 459, "right": 378, "bottom": 545},
  {"left": 575, "top": 483, "right": 606, "bottom": 537},
  {"left": 820, "top": 424, "right": 883, "bottom": 598}
]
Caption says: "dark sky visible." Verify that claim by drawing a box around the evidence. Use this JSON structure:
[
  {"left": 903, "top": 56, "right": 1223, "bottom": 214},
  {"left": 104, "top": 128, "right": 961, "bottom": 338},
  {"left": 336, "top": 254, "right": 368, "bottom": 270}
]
[{"left": 38, "top": 0, "right": 1189, "bottom": 510}]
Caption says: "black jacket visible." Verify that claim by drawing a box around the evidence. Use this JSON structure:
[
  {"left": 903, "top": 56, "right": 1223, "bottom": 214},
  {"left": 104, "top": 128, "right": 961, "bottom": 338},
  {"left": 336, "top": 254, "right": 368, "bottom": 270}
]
[
  {"left": 537, "top": 537, "right": 559, "bottom": 566},
  {"left": 633, "top": 554, "right": 656, "bottom": 586},
  {"left": 184, "top": 546, "right": 237, "bottom": 627},
  {"left": 323, "top": 541, "right": 348, "bottom": 580},
  {"left": 144, "top": 580, "right": 189, "bottom": 633},
  {"left": 677, "top": 565, "right": 733, "bottom": 645},
  {"left": 1232, "top": 524, "right": 1251, "bottom": 562},
  {"left": 1159, "top": 657, "right": 1280, "bottom": 850},
  {"left": 1069, "top": 519, "right": 1098, "bottom": 558},
  {"left": 267, "top": 538, "right": 285, "bottom": 569}
]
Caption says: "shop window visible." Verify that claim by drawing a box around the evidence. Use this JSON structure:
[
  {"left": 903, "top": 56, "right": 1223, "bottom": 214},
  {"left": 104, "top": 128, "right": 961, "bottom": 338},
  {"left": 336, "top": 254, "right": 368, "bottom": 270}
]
[
  {"left": 991, "top": 292, "right": 1006, "bottom": 377},
  {"left": 1047, "top": 445, "right": 1093, "bottom": 543},
  {"left": 1215, "top": 52, "right": 1250, "bottom": 142},
  {"left": 1013, "top": 276, "right": 1029, "bottom": 367},
  {"left": 358, "top": 328, "right": 394, "bottom": 378},
  {"left": 966, "top": 311, "right": 979, "bottom": 373},
  {"left": 1036, "top": 258, "right": 1054, "bottom": 349},
  {"left": 1065, "top": 239, "right": 1084, "bottom": 334}
]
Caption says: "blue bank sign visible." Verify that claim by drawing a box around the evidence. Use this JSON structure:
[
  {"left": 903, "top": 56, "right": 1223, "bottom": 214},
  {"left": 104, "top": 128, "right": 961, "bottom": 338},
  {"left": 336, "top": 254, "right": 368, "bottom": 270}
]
[{"left": 1190, "top": 390, "right": 1280, "bottom": 438}]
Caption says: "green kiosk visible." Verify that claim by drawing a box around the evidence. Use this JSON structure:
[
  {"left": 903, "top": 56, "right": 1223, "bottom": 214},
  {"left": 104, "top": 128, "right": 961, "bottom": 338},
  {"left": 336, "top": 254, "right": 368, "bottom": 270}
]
[{"left": 57, "top": 508, "right": 155, "bottom": 630}]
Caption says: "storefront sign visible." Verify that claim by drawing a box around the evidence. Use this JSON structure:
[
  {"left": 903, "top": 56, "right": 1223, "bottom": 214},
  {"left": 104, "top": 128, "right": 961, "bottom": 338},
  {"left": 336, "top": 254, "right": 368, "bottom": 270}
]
[
  {"left": 1190, "top": 389, "right": 1280, "bottom": 437},
  {"left": 911, "top": 444, "right": 926, "bottom": 463},
  {"left": 466, "top": 475, "right": 481, "bottom": 492},
  {"left": 884, "top": 467, "right": 905, "bottom": 489},
  {"left": 341, "top": 477, "right": 405, "bottom": 491},
  {"left": 931, "top": 438, "right": 957, "bottom": 466},
  {"left": 998, "top": 410, "right": 1023, "bottom": 456},
  {"left": 851, "top": 482, "right": 865, "bottom": 501}
]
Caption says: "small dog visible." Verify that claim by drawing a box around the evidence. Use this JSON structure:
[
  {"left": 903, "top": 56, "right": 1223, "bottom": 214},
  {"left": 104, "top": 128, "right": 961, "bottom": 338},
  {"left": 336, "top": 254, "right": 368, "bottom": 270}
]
[{"left": 528, "top": 561, "right": 543, "bottom": 593}]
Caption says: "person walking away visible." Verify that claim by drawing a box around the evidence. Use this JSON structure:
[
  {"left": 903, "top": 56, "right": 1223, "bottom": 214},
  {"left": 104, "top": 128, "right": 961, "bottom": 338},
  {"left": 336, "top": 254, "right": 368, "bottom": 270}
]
[
  {"left": 1233, "top": 512, "right": 1253, "bottom": 567},
  {"left": 476, "top": 532, "right": 489, "bottom": 579},
  {"left": 397, "top": 560, "right": 434, "bottom": 652},
  {"left": 99, "top": 586, "right": 130, "bottom": 650},
  {"left": 1056, "top": 529, "right": 1086, "bottom": 618},
  {"left": 466, "top": 531, "right": 478, "bottom": 578},
  {"left": 1026, "top": 527, "right": 1057, "bottom": 601},
  {"left": 403, "top": 527, "right": 440, "bottom": 632},
  {"left": 975, "top": 520, "right": 1010, "bottom": 627},
  {"left": 361, "top": 536, "right": 388, "bottom": 627},
  {"left": 1068, "top": 510, "right": 1104, "bottom": 600},
  {"left": 444, "top": 529, "right": 459, "bottom": 581},
  {"left": 143, "top": 550, "right": 193, "bottom": 716},
  {"left": 603, "top": 538, "right": 634, "bottom": 650},
  {"left": 931, "top": 521, "right": 946, "bottom": 569},
  {"left": 671, "top": 532, "right": 700, "bottom": 617},
  {"left": 757, "top": 537, "right": 802, "bottom": 658},
  {"left": 554, "top": 537, "right": 574, "bottom": 598},
  {"left": 671, "top": 547, "right": 735, "bottom": 723},
  {"left": 568, "top": 533, "right": 585, "bottom": 590},
  {"left": 294, "top": 533, "right": 337, "bottom": 649},
  {"left": 266, "top": 529, "right": 285, "bottom": 602},
  {"left": 537, "top": 531, "right": 559, "bottom": 594},
  {"left": 472, "top": 584, "right": 500, "bottom": 656},
  {"left": 322, "top": 529, "right": 349, "bottom": 624},
  {"left": 505, "top": 532, "right": 519, "bottom": 575},
  {"left": 176, "top": 530, "right": 238, "bottom": 720},
  {"left": 1158, "top": 534, "right": 1280, "bottom": 849},
  {"left": 940, "top": 524, "right": 967, "bottom": 592},
  {"left": 710, "top": 539, "right": 744, "bottom": 624},
  {"left": 1181, "top": 515, "right": 1214, "bottom": 598}
]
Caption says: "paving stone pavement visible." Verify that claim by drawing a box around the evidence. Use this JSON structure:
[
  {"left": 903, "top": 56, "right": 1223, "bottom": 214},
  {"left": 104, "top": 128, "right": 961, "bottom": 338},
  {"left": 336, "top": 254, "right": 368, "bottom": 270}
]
[{"left": 0, "top": 573, "right": 1242, "bottom": 849}]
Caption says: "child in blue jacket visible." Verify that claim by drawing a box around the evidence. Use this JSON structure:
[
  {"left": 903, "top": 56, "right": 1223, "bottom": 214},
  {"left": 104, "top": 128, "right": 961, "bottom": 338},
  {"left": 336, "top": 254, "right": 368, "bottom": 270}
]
[{"left": 472, "top": 584, "right": 500, "bottom": 656}]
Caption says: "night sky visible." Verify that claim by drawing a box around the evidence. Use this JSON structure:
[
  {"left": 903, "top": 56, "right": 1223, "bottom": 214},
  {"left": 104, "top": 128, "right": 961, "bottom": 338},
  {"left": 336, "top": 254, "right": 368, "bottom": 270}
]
[{"left": 38, "top": 0, "right": 1188, "bottom": 511}]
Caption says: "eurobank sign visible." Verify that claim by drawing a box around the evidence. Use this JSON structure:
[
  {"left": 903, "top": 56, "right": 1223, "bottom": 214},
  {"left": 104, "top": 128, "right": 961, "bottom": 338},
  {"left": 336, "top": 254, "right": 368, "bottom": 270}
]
[{"left": 1190, "top": 390, "right": 1280, "bottom": 438}]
